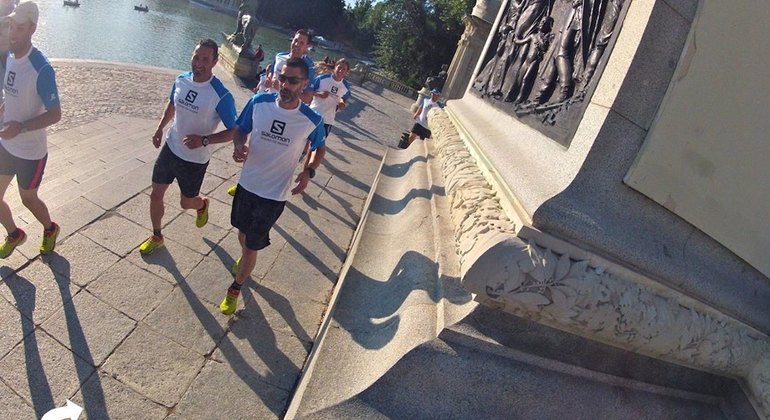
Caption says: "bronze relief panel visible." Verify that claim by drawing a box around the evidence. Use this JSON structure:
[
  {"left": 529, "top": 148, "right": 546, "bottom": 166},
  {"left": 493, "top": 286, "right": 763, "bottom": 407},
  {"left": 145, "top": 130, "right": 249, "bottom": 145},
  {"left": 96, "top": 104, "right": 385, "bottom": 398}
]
[{"left": 473, "top": 0, "right": 628, "bottom": 144}]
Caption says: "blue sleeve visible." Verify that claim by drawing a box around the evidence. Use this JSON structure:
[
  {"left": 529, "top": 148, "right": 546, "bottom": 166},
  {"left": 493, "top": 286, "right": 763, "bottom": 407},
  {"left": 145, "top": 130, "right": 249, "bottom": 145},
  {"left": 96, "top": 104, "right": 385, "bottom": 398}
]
[
  {"left": 216, "top": 93, "right": 238, "bottom": 129},
  {"left": 236, "top": 96, "right": 255, "bottom": 134},
  {"left": 36, "top": 66, "right": 60, "bottom": 110},
  {"left": 308, "top": 122, "right": 325, "bottom": 151},
  {"left": 169, "top": 81, "right": 176, "bottom": 102},
  {"left": 303, "top": 57, "right": 316, "bottom": 93},
  {"left": 341, "top": 80, "right": 352, "bottom": 101},
  {"left": 310, "top": 75, "right": 321, "bottom": 91}
]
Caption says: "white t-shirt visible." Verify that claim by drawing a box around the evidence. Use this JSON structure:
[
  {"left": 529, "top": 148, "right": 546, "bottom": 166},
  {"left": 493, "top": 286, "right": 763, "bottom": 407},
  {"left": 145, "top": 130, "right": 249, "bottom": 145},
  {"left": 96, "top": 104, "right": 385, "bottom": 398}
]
[
  {"left": 1, "top": 47, "right": 59, "bottom": 160},
  {"left": 309, "top": 73, "right": 351, "bottom": 126},
  {"left": 270, "top": 52, "right": 315, "bottom": 93},
  {"left": 415, "top": 97, "right": 441, "bottom": 129},
  {"left": 236, "top": 93, "right": 325, "bottom": 202},
  {"left": 165, "top": 72, "right": 237, "bottom": 164}
]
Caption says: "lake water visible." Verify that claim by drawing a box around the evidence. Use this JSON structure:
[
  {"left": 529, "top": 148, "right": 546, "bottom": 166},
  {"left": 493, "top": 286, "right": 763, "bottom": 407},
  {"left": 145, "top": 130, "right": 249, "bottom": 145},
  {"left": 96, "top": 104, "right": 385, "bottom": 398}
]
[{"left": 32, "top": 0, "right": 342, "bottom": 71}]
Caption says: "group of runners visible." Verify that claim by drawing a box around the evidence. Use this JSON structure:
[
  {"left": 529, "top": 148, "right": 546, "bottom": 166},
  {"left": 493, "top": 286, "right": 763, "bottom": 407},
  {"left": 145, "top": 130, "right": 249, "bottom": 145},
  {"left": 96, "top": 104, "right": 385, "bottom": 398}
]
[{"left": 0, "top": 1, "right": 355, "bottom": 315}]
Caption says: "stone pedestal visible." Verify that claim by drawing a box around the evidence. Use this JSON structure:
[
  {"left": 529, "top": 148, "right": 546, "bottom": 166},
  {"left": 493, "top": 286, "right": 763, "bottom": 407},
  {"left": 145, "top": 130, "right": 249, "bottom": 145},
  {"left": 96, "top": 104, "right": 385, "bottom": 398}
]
[{"left": 218, "top": 40, "right": 258, "bottom": 79}]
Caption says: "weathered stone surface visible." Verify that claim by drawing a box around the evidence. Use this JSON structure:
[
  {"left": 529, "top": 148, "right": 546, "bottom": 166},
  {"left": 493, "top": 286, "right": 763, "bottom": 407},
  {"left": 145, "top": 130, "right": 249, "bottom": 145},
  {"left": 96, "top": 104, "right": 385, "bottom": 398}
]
[
  {"left": 40, "top": 290, "right": 136, "bottom": 366},
  {"left": 81, "top": 213, "right": 151, "bottom": 257},
  {"left": 144, "top": 288, "right": 229, "bottom": 356},
  {"left": 180, "top": 255, "right": 237, "bottom": 307},
  {"left": 0, "top": 296, "right": 32, "bottom": 360},
  {"left": 102, "top": 325, "right": 204, "bottom": 407},
  {"left": 0, "top": 331, "right": 94, "bottom": 411},
  {"left": 125, "top": 236, "right": 204, "bottom": 285},
  {"left": 261, "top": 243, "right": 338, "bottom": 305},
  {"left": 174, "top": 360, "right": 289, "bottom": 419},
  {"left": 212, "top": 321, "right": 308, "bottom": 392},
  {"left": 0, "top": 260, "right": 80, "bottom": 324},
  {"left": 45, "top": 234, "right": 121, "bottom": 287},
  {"left": 86, "top": 259, "right": 174, "bottom": 321},
  {"left": 0, "top": 379, "right": 36, "bottom": 419},
  {"left": 240, "top": 284, "right": 323, "bottom": 345},
  {"left": 72, "top": 371, "right": 168, "bottom": 420},
  {"left": 161, "top": 212, "right": 229, "bottom": 256}
]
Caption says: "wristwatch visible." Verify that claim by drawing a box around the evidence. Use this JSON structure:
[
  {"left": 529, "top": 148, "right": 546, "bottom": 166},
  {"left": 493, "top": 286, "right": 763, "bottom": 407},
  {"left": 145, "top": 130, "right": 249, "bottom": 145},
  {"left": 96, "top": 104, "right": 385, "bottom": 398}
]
[
  {"left": 201, "top": 136, "right": 209, "bottom": 147},
  {"left": 305, "top": 167, "right": 316, "bottom": 179}
]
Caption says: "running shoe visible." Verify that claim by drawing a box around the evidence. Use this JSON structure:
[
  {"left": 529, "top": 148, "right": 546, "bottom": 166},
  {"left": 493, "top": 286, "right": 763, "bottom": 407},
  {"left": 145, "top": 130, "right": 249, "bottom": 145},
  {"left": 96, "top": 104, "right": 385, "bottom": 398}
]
[
  {"left": 220, "top": 290, "right": 239, "bottom": 315},
  {"left": 0, "top": 228, "right": 26, "bottom": 259},
  {"left": 195, "top": 197, "right": 209, "bottom": 228},
  {"left": 40, "top": 222, "right": 60, "bottom": 254},
  {"left": 227, "top": 185, "right": 237, "bottom": 197},
  {"left": 139, "top": 235, "right": 164, "bottom": 255}
]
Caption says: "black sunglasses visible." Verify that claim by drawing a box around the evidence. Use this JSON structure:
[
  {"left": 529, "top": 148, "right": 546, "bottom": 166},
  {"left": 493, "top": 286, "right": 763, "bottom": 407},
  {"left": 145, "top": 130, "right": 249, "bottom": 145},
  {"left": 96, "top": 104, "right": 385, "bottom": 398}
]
[{"left": 277, "top": 74, "right": 305, "bottom": 84}]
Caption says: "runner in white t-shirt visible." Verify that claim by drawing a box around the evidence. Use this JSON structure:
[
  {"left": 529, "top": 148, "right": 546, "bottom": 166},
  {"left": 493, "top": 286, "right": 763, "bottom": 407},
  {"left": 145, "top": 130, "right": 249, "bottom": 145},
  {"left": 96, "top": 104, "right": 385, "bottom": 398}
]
[
  {"left": 309, "top": 58, "right": 351, "bottom": 139},
  {"left": 220, "top": 57, "right": 326, "bottom": 315},
  {"left": 262, "top": 29, "right": 315, "bottom": 102},
  {"left": 405, "top": 89, "right": 443, "bottom": 148},
  {"left": 0, "top": 1, "right": 62, "bottom": 258},
  {"left": 139, "top": 39, "right": 238, "bottom": 255}
]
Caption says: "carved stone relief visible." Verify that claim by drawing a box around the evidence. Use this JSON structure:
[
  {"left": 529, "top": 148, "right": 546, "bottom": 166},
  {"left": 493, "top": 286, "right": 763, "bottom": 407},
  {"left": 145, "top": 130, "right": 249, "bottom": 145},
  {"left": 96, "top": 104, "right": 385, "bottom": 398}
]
[
  {"left": 428, "top": 108, "right": 770, "bottom": 417},
  {"left": 472, "top": 0, "right": 627, "bottom": 143}
]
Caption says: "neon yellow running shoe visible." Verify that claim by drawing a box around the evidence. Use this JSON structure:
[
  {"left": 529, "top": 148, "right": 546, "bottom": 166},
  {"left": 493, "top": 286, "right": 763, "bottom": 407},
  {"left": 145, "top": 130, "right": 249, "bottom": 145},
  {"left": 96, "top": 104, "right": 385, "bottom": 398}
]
[
  {"left": 227, "top": 185, "right": 237, "bottom": 197},
  {"left": 0, "top": 228, "right": 26, "bottom": 259},
  {"left": 231, "top": 257, "right": 241, "bottom": 276},
  {"left": 195, "top": 197, "right": 209, "bottom": 228},
  {"left": 139, "top": 235, "right": 164, "bottom": 255},
  {"left": 220, "top": 290, "right": 239, "bottom": 315},
  {"left": 40, "top": 222, "right": 60, "bottom": 254}
]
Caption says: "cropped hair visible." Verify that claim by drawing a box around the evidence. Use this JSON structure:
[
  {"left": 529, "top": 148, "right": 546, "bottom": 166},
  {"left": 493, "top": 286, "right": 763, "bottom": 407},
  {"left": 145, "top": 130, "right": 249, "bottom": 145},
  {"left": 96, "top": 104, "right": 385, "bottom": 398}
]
[
  {"left": 197, "top": 38, "right": 219, "bottom": 61},
  {"left": 285, "top": 57, "right": 310, "bottom": 79}
]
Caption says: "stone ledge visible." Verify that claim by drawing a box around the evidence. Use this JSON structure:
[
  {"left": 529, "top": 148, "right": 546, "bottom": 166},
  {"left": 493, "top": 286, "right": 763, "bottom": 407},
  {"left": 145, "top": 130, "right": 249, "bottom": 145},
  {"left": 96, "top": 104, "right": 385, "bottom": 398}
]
[{"left": 428, "top": 107, "right": 770, "bottom": 417}]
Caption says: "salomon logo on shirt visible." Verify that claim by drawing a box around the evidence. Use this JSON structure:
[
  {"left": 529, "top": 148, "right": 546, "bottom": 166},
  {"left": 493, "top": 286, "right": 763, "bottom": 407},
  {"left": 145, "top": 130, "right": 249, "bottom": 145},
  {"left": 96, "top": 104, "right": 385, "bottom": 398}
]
[
  {"left": 271, "top": 120, "right": 286, "bottom": 135},
  {"left": 6, "top": 71, "right": 15, "bottom": 87},
  {"left": 185, "top": 90, "right": 198, "bottom": 103}
]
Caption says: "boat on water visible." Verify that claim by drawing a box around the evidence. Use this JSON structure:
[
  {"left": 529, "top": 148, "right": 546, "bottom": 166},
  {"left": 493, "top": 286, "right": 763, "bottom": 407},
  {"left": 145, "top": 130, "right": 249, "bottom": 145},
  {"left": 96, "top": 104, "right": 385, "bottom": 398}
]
[
  {"left": 134, "top": 4, "right": 149, "bottom": 12},
  {"left": 63, "top": 0, "right": 80, "bottom": 7}
]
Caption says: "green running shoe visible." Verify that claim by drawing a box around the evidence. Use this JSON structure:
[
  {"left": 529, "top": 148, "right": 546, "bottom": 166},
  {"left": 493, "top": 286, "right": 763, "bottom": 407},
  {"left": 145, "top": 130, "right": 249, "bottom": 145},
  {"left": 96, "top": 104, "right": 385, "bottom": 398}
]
[
  {"left": 139, "top": 235, "right": 164, "bottom": 255},
  {"left": 0, "top": 228, "right": 26, "bottom": 259},
  {"left": 227, "top": 185, "right": 237, "bottom": 197},
  {"left": 40, "top": 222, "right": 60, "bottom": 254},
  {"left": 195, "top": 197, "right": 209, "bottom": 228},
  {"left": 220, "top": 290, "right": 239, "bottom": 315}
]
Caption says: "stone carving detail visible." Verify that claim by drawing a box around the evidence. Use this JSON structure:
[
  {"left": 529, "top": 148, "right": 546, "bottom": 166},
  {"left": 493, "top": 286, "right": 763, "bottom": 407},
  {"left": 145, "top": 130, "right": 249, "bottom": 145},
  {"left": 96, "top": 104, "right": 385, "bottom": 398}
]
[
  {"left": 472, "top": 0, "right": 626, "bottom": 142},
  {"left": 429, "top": 110, "right": 516, "bottom": 269},
  {"left": 428, "top": 108, "right": 770, "bottom": 417}
]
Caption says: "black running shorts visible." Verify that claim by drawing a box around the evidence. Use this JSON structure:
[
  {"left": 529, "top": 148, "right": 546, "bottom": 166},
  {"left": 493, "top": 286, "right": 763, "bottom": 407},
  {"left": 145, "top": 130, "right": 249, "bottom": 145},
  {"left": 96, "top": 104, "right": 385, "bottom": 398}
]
[
  {"left": 0, "top": 143, "right": 48, "bottom": 190},
  {"left": 151, "top": 144, "right": 209, "bottom": 198},
  {"left": 230, "top": 185, "right": 286, "bottom": 251}
]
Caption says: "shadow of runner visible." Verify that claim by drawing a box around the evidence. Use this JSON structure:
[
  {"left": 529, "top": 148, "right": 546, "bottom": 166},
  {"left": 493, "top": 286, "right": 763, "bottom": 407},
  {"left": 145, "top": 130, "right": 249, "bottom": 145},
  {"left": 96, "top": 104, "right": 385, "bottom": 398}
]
[{"left": 139, "top": 248, "right": 295, "bottom": 415}]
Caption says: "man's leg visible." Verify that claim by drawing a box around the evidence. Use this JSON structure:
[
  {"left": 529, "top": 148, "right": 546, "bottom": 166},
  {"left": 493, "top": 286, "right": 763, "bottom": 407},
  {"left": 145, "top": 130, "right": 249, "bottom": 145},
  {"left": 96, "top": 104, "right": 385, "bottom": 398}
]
[
  {"left": 407, "top": 131, "right": 419, "bottom": 146},
  {"left": 235, "top": 232, "right": 257, "bottom": 286},
  {"left": 18, "top": 186, "right": 52, "bottom": 229},
  {"left": 0, "top": 174, "right": 16, "bottom": 234},
  {"left": 140, "top": 182, "right": 170, "bottom": 255}
]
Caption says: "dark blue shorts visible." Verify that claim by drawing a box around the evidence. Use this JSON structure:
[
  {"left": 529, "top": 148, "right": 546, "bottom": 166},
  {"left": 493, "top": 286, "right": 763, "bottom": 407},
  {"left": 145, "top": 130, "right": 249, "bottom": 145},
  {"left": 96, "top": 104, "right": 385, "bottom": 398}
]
[
  {"left": 230, "top": 185, "right": 286, "bottom": 251},
  {"left": 0, "top": 143, "right": 47, "bottom": 190},
  {"left": 151, "top": 144, "right": 208, "bottom": 198}
]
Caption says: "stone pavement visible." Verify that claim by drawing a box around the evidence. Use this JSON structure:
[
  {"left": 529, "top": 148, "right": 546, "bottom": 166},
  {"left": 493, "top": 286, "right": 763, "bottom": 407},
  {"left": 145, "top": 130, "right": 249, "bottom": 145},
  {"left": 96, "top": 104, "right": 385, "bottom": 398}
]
[{"left": 0, "top": 59, "right": 412, "bottom": 419}]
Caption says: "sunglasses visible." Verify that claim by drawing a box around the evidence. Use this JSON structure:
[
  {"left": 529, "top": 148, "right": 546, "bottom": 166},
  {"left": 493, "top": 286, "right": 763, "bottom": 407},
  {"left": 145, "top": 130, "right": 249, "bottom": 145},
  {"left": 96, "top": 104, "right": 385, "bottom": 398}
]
[{"left": 277, "top": 74, "right": 305, "bottom": 85}]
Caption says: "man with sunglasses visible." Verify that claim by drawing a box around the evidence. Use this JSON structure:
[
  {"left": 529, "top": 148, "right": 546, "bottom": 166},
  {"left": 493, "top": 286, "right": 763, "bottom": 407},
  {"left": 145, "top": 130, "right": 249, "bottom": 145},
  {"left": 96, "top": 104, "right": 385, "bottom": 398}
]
[
  {"left": 220, "top": 57, "right": 326, "bottom": 315},
  {"left": 0, "top": 1, "right": 62, "bottom": 258}
]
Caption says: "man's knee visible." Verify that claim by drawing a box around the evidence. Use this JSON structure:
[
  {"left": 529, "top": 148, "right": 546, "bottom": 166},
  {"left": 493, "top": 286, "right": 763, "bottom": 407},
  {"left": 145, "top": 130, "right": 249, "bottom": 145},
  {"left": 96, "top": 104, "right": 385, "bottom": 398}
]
[{"left": 19, "top": 189, "right": 40, "bottom": 207}]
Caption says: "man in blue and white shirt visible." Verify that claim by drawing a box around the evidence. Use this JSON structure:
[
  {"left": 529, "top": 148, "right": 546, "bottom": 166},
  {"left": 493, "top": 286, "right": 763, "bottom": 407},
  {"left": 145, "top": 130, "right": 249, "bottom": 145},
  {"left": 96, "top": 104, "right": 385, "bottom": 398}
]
[
  {"left": 264, "top": 29, "right": 315, "bottom": 101},
  {"left": 310, "top": 58, "right": 351, "bottom": 138},
  {"left": 139, "top": 39, "right": 238, "bottom": 255},
  {"left": 0, "top": 1, "right": 62, "bottom": 258},
  {"left": 220, "top": 57, "right": 326, "bottom": 315}
]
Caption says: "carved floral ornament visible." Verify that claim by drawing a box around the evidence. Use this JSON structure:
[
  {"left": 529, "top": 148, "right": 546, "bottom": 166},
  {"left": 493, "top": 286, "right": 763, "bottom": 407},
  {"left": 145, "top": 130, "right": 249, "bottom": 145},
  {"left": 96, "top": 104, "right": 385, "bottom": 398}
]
[{"left": 427, "top": 109, "right": 770, "bottom": 416}]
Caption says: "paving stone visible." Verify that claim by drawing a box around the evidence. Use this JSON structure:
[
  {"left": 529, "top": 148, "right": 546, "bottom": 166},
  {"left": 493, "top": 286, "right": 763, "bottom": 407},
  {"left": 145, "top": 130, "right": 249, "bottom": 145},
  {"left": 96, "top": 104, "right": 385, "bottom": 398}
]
[
  {"left": 207, "top": 174, "right": 240, "bottom": 205},
  {"left": 81, "top": 213, "right": 151, "bottom": 257},
  {"left": 0, "top": 376, "right": 36, "bottom": 419},
  {"left": 211, "top": 321, "right": 308, "bottom": 392},
  {"left": 174, "top": 360, "right": 289, "bottom": 420},
  {"left": 144, "top": 288, "right": 230, "bottom": 356},
  {"left": 240, "top": 284, "right": 324, "bottom": 345},
  {"left": 0, "top": 330, "right": 94, "bottom": 411},
  {"left": 0, "top": 246, "right": 31, "bottom": 275},
  {"left": 0, "top": 260, "right": 81, "bottom": 324},
  {"left": 205, "top": 156, "right": 241, "bottom": 180},
  {"left": 161, "top": 212, "right": 228, "bottom": 256},
  {"left": 201, "top": 195, "right": 234, "bottom": 231},
  {"left": 102, "top": 324, "right": 204, "bottom": 407},
  {"left": 44, "top": 234, "right": 121, "bottom": 287},
  {"left": 125, "top": 237, "right": 204, "bottom": 287},
  {"left": 49, "top": 197, "right": 106, "bottom": 241},
  {"left": 180, "top": 255, "right": 237, "bottom": 307},
  {"left": 71, "top": 371, "right": 168, "bottom": 420},
  {"left": 262, "top": 237, "right": 340, "bottom": 305},
  {"left": 40, "top": 291, "right": 136, "bottom": 366},
  {"left": 200, "top": 172, "right": 226, "bottom": 196},
  {"left": 115, "top": 192, "right": 182, "bottom": 230},
  {"left": 290, "top": 190, "right": 363, "bottom": 231},
  {"left": 0, "top": 295, "right": 33, "bottom": 359},
  {"left": 86, "top": 259, "right": 175, "bottom": 322}
]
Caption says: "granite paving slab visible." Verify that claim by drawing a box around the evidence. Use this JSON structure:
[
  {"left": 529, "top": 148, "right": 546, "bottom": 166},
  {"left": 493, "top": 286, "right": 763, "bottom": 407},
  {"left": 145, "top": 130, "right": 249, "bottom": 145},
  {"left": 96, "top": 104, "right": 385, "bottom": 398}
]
[
  {"left": 0, "top": 260, "right": 81, "bottom": 325},
  {"left": 71, "top": 371, "right": 169, "bottom": 420},
  {"left": 80, "top": 213, "right": 151, "bottom": 257},
  {"left": 44, "top": 234, "right": 121, "bottom": 287}
]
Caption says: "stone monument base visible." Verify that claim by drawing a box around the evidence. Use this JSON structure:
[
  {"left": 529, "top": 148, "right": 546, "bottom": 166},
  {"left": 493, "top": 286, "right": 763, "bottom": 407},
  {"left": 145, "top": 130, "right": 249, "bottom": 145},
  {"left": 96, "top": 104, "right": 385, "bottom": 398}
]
[{"left": 218, "top": 39, "right": 259, "bottom": 79}]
